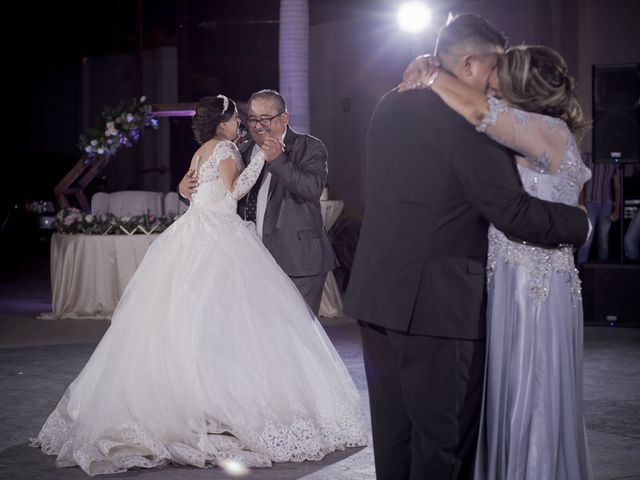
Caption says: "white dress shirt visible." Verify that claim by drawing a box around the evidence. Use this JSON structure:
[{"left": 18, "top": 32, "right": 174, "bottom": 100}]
[{"left": 254, "top": 131, "right": 286, "bottom": 239}]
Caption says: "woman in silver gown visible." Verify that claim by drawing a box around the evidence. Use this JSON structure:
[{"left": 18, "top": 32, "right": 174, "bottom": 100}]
[{"left": 401, "top": 46, "right": 593, "bottom": 479}]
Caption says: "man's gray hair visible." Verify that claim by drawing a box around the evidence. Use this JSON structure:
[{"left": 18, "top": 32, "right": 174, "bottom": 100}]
[{"left": 248, "top": 89, "right": 287, "bottom": 113}]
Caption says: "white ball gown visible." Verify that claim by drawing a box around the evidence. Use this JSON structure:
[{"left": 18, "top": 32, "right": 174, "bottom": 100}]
[{"left": 31, "top": 140, "right": 368, "bottom": 476}]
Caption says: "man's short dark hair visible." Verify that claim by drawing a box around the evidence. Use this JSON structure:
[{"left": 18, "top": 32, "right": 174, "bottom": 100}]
[
  {"left": 248, "top": 89, "right": 287, "bottom": 113},
  {"left": 435, "top": 13, "right": 507, "bottom": 56}
]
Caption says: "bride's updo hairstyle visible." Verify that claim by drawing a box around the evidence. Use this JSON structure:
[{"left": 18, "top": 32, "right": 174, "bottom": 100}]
[
  {"left": 192, "top": 95, "right": 237, "bottom": 145},
  {"left": 496, "top": 46, "right": 588, "bottom": 138}
]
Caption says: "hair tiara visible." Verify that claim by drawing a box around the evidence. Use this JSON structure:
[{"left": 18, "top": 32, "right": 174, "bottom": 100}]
[{"left": 216, "top": 94, "right": 229, "bottom": 114}]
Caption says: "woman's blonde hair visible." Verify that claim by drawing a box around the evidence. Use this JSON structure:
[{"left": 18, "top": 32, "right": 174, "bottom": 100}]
[{"left": 496, "top": 45, "right": 589, "bottom": 138}]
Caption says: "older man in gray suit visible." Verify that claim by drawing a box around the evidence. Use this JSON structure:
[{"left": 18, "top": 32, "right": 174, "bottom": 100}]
[{"left": 180, "top": 90, "right": 336, "bottom": 315}]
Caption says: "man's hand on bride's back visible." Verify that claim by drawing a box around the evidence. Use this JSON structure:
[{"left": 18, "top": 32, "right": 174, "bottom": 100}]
[{"left": 179, "top": 170, "right": 198, "bottom": 201}]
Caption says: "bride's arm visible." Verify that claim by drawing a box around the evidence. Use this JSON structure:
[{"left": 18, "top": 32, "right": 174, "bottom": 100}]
[
  {"left": 212, "top": 140, "right": 266, "bottom": 201},
  {"left": 223, "top": 150, "right": 266, "bottom": 201},
  {"left": 218, "top": 158, "right": 238, "bottom": 192}
]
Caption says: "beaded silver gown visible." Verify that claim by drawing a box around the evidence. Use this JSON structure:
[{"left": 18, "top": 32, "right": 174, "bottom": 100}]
[{"left": 473, "top": 97, "right": 593, "bottom": 479}]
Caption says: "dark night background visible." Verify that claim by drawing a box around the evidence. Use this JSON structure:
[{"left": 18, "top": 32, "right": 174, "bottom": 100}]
[
  {"left": 0, "top": 0, "right": 452, "bottom": 264},
  {"left": 2, "top": 0, "right": 640, "bottom": 268}
]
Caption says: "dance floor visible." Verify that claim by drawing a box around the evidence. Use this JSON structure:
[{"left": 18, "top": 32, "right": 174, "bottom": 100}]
[{"left": 0, "top": 259, "right": 639, "bottom": 479}]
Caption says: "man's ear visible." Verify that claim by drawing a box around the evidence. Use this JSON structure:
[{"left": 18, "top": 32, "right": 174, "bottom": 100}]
[
  {"left": 281, "top": 111, "right": 289, "bottom": 125},
  {"left": 462, "top": 55, "right": 474, "bottom": 76}
]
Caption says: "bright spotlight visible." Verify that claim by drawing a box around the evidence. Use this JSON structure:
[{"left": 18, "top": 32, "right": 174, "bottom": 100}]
[{"left": 397, "top": 2, "right": 431, "bottom": 34}]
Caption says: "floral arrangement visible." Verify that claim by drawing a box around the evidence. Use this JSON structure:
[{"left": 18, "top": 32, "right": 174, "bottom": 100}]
[
  {"left": 79, "top": 96, "right": 158, "bottom": 160},
  {"left": 55, "top": 208, "right": 179, "bottom": 235}
]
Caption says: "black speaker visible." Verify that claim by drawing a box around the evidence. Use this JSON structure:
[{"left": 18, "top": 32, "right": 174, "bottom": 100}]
[
  {"left": 582, "top": 264, "right": 640, "bottom": 326},
  {"left": 592, "top": 63, "right": 640, "bottom": 164}
]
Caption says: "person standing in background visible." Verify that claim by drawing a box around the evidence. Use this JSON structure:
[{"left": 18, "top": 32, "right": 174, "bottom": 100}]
[
  {"left": 624, "top": 208, "right": 640, "bottom": 261},
  {"left": 577, "top": 152, "right": 621, "bottom": 264}
]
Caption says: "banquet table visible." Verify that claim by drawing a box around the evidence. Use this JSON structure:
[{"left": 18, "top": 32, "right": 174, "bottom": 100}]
[
  {"left": 45, "top": 233, "right": 159, "bottom": 320},
  {"left": 46, "top": 201, "right": 345, "bottom": 320}
]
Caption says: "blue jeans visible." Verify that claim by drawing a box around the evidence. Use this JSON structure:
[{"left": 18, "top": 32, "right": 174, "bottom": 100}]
[
  {"left": 624, "top": 210, "right": 640, "bottom": 261},
  {"left": 577, "top": 202, "right": 613, "bottom": 264}
]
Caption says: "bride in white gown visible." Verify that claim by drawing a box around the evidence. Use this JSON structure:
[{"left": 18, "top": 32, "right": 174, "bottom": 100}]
[{"left": 31, "top": 95, "right": 368, "bottom": 476}]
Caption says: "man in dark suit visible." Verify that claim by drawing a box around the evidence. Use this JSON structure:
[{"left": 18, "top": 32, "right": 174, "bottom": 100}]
[
  {"left": 344, "top": 14, "right": 589, "bottom": 480},
  {"left": 180, "top": 90, "right": 336, "bottom": 315}
]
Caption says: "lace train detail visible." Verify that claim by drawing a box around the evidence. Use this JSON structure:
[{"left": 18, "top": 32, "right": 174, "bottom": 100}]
[
  {"left": 31, "top": 388, "right": 366, "bottom": 476},
  {"left": 30, "top": 187, "right": 367, "bottom": 475}
]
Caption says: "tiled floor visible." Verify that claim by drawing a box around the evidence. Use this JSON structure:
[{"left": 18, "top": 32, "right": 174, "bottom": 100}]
[{"left": 1, "top": 257, "right": 639, "bottom": 479}]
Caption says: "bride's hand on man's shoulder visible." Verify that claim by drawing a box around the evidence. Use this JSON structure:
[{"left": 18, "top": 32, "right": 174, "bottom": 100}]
[{"left": 398, "top": 54, "right": 440, "bottom": 93}]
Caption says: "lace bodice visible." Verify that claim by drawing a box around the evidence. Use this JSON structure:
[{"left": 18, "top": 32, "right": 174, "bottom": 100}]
[
  {"left": 478, "top": 97, "right": 591, "bottom": 303},
  {"left": 191, "top": 140, "right": 265, "bottom": 214}
]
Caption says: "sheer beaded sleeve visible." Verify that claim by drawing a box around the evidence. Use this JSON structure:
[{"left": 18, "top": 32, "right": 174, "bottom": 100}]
[
  {"left": 476, "top": 96, "right": 570, "bottom": 174},
  {"left": 227, "top": 147, "right": 266, "bottom": 201}
]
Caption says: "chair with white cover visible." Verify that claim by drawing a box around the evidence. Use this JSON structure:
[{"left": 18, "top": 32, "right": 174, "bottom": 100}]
[
  {"left": 90, "top": 192, "right": 110, "bottom": 214},
  {"left": 90, "top": 191, "right": 164, "bottom": 217}
]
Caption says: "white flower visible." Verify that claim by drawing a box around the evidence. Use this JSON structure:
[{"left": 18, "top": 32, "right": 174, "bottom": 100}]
[
  {"left": 90, "top": 140, "right": 98, "bottom": 146},
  {"left": 97, "top": 148, "right": 104, "bottom": 154},
  {"left": 105, "top": 122, "right": 118, "bottom": 137},
  {"left": 121, "top": 216, "right": 131, "bottom": 222},
  {"left": 85, "top": 146, "right": 92, "bottom": 153},
  {"left": 84, "top": 215, "right": 94, "bottom": 223},
  {"left": 140, "top": 95, "right": 146, "bottom": 103},
  {"left": 126, "top": 113, "right": 134, "bottom": 123}
]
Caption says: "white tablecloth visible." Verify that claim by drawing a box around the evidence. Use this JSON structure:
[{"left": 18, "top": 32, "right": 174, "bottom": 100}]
[
  {"left": 46, "top": 202, "right": 345, "bottom": 320},
  {"left": 319, "top": 200, "right": 344, "bottom": 318},
  {"left": 45, "top": 233, "right": 159, "bottom": 320}
]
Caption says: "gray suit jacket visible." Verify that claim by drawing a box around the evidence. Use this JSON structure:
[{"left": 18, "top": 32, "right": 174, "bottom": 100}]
[{"left": 237, "top": 126, "right": 338, "bottom": 277}]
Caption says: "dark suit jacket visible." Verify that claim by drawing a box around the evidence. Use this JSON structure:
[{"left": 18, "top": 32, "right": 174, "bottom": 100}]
[
  {"left": 344, "top": 89, "right": 588, "bottom": 340},
  {"left": 237, "top": 126, "right": 338, "bottom": 277}
]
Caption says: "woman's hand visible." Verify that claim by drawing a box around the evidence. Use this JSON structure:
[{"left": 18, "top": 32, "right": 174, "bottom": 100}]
[
  {"left": 398, "top": 54, "right": 440, "bottom": 92},
  {"left": 233, "top": 129, "right": 247, "bottom": 146},
  {"left": 261, "top": 135, "right": 286, "bottom": 164}
]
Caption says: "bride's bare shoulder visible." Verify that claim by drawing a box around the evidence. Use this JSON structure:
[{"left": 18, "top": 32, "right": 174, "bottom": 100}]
[{"left": 195, "top": 139, "right": 217, "bottom": 158}]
